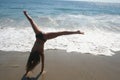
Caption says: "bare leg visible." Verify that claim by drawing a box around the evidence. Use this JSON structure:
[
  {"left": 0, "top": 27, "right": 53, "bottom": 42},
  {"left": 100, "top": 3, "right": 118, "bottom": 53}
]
[
  {"left": 23, "top": 11, "right": 41, "bottom": 34},
  {"left": 44, "top": 30, "right": 84, "bottom": 40}
]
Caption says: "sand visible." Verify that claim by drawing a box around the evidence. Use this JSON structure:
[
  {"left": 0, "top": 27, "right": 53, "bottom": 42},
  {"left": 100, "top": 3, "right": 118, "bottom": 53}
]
[{"left": 0, "top": 50, "right": 120, "bottom": 80}]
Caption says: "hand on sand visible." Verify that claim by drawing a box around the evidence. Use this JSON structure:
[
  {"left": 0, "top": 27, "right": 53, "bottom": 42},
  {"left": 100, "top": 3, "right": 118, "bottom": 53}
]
[
  {"left": 40, "top": 70, "right": 47, "bottom": 75},
  {"left": 42, "top": 71, "right": 47, "bottom": 74},
  {"left": 25, "top": 71, "right": 33, "bottom": 78}
]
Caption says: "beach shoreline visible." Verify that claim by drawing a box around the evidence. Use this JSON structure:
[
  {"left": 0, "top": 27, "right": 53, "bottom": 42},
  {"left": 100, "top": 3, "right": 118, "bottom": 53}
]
[{"left": 0, "top": 50, "right": 120, "bottom": 80}]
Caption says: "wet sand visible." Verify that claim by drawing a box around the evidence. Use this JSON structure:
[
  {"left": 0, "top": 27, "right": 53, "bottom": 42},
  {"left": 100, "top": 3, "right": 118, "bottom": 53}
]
[{"left": 0, "top": 50, "right": 120, "bottom": 80}]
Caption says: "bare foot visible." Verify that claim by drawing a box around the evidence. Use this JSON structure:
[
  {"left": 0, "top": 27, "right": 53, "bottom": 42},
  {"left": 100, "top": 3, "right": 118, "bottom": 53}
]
[
  {"left": 80, "top": 31, "right": 84, "bottom": 35},
  {"left": 77, "top": 30, "right": 84, "bottom": 35}
]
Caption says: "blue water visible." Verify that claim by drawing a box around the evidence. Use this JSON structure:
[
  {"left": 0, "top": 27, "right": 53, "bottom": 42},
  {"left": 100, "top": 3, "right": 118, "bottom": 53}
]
[
  {"left": 0, "top": 0, "right": 120, "bottom": 18},
  {"left": 0, "top": 0, "right": 120, "bottom": 56}
]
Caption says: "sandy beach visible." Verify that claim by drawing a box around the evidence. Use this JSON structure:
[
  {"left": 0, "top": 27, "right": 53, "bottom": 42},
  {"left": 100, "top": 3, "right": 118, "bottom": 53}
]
[
  {"left": 0, "top": 0, "right": 120, "bottom": 80},
  {"left": 0, "top": 50, "right": 120, "bottom": 80}
]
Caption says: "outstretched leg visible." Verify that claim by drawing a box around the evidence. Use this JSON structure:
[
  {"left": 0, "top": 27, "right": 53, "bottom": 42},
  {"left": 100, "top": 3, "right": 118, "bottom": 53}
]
[
  {"left": 23, "top": 11, "right": 41, "bottom": 34},
  {"left": 44, "top": 30, "right": 84, "bottom": 40}
]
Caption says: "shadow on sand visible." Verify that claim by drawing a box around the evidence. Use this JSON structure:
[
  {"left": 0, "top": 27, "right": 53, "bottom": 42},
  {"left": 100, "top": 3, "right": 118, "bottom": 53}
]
[{"left": 21, "top": 72, "right": 41, "bottom": 80}]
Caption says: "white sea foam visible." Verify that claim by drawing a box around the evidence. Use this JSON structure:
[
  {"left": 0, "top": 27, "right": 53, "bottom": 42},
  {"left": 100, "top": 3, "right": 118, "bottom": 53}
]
[
  {"left": 0, "top": 14, "right": 120, "bottom": 56},
  {"left": 0, "top": 27, "right": 120, "bottom": 56}
]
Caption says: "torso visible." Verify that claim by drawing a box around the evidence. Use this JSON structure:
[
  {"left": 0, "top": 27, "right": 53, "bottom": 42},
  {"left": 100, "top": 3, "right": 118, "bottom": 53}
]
[
  {"left": 31, "top": 39, "right": 45, "bottom": 55},
  {"left": 31, "top": 32, "right": 47, "bottom": 55}
]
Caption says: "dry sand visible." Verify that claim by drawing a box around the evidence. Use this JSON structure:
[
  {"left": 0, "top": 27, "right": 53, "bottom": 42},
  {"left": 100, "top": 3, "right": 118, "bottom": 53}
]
[{"left": 0, "top": 50, "right": 120, "bottom": 80}]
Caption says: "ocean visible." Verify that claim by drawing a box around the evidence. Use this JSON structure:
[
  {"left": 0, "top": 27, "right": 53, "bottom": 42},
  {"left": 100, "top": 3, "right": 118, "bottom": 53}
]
[{"left": 0, "top": 0, "right": 120, "bottom": 56}]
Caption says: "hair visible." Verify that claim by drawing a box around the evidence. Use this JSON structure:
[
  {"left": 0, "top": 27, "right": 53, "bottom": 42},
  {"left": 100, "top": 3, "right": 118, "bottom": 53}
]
[{"left": 26, "top": 51, "right": 40, "bottom": 72}]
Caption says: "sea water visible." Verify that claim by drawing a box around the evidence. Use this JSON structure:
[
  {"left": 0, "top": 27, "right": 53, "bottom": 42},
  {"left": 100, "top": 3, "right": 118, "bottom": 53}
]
[{"left": 0, "top": 0, "right": 120, "bottom": 56}]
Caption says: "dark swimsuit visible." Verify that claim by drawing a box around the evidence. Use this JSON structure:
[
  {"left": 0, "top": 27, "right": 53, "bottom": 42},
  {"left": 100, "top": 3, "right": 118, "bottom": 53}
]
[{"left": 36, "top": 32, "right": 46, "bottom": 42}]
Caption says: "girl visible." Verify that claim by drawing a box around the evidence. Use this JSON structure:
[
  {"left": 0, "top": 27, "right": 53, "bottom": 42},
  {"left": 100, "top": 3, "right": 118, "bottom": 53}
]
[{"left": 23, "top": 11, "right": 84, "bottom": 76}]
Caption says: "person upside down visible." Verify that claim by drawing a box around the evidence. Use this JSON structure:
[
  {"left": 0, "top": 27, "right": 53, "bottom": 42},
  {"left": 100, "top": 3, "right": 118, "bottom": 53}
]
[{"left": 23, "top": 11, "right": 84, "bottom": 77}]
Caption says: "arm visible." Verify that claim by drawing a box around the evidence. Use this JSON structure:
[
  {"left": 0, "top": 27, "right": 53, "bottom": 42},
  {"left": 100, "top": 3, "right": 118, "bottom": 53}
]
[
  {"left": 23, "top": 11, "right": 41, "bottom": 34},
  {"left": 40, "top": 53, "right": 44, "bottom": 74},
  {"left": 44, "top": 30, "right": 84, "bottom": 40}
]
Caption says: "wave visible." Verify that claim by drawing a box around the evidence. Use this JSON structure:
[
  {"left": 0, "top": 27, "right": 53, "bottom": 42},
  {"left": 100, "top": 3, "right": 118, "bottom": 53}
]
[
  {"left": 35, "top": 14, "right": 120, "bottom": 32},
  {"left": 0, "top": 14, "right": 120, "bottom": 56}
]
